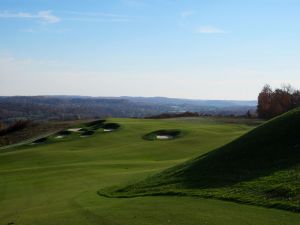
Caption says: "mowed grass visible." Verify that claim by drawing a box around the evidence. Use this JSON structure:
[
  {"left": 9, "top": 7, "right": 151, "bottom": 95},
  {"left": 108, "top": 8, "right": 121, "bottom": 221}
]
[
  {"left": 103, "top": 109, "right": 300, "bottom": 212},
  {"left": 1, "top": 117, "right": 300, "bottom": 225}
]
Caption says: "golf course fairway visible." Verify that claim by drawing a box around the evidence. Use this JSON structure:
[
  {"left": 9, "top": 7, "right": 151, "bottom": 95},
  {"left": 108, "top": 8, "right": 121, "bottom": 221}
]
[{"left": 1, "top": 117, "right": 300, "bottom": 225}]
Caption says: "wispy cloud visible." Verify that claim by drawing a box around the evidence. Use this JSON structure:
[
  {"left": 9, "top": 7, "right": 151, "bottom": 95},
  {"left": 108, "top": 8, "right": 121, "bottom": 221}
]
[
  {"left": 195, "top": 26, "right": 228, "bottom": 34},
  {"left": 0, "top": 10, "right": 60, "bottom": 24},
  {"left": 20, "top": 27, "right": 72, "bottom": 33},
  {"left": 37, "top": 11, "right": 60, "bottom": 23},
  {"left": 180, "top": 10, "right": 196, "bottom": 19},
  {"left": 62, "top": 11, "right": 131, "bottom": 22},
  {"left": 0, "top": 9, "right": 133, "bottom": 26},
  {"left": 0, "top": 10, "right": 131, "bottom": 24},
  {"left": 61, "top": 11, "right": 127, "bottom": 18}
]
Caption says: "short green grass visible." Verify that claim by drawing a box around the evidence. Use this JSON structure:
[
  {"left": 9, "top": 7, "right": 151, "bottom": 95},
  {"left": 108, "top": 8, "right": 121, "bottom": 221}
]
[
  {"left": 103, "top": 109, "right": 300, "bottom": 212},
  {"left": 1, "top": 117, "right": 300, "bottom": 225}
]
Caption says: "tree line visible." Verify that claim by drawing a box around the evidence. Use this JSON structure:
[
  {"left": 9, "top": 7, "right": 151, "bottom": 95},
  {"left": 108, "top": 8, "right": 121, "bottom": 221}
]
[
  {"left": 0, "top": 120, "right": 31, "bottom": 136},
  {"left": 144, "top": 112, "right": 200, "bottom": 119},
  {"left": 257, "top": 84, "right": 300, "bottom": 119}
]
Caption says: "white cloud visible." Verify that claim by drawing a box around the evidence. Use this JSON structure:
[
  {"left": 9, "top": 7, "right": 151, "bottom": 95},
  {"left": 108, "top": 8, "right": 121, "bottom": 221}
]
[
  {"left": 65, "top": 17, "right": 131, "bottom": 22},
  {"left": 0, "top": 10, "right": 60, "bottom": 24},
  {"left": 0, "top": 10, "right": 133, "bottom": 25},
  {"left": 180, "top": 10, "right": 196, "bottom": 18},
  {"left": 61, "top": 10, "right": 132, "bottom": 22},
  {"left": 37, "top": 11, "right": 60, "bottom": 23},
  {"left": 61, "top": 11, "right": 126, "bottom": 18}
]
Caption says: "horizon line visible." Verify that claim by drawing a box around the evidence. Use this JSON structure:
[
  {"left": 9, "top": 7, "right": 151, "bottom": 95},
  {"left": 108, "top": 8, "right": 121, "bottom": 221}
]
[{"left": 0, "top": 94, "right": 257, "bottom": 102}]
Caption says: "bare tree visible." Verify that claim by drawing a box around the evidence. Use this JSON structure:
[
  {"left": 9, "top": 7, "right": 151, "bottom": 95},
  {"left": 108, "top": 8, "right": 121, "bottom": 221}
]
[
  {"left": 257, "top": 84, "right": 300, "bottom": 119},
  {"left": 257, "top": 84, "right": 273, "bottom": 119}
]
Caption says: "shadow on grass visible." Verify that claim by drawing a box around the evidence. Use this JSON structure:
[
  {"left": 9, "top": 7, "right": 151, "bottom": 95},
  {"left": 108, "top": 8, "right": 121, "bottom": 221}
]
[
  {"left": 98, "top": 109, "right": 300, "bottom": 212},
  {"left": 142, "top": 108, "right": 300, "bottom": 189}
]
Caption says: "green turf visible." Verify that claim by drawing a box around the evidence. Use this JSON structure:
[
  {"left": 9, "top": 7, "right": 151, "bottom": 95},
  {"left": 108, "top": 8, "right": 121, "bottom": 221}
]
[
  {"left": 143, "top": 129, "right": 182, "bottom": 140},
  {"left": 103, "top": 109, "right": 300, "bottom": 212},
  {"left": 1, "top": 117, "right": 300, "bottom": 225}
]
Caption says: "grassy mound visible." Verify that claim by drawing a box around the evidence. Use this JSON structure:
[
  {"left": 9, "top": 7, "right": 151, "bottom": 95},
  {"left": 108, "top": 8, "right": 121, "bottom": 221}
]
[
  {"left": 143, "top": 129, "right": 181, "bottom": 140},
  {"left": 100, "top": 108, "right": 300, "bottom": 211}
]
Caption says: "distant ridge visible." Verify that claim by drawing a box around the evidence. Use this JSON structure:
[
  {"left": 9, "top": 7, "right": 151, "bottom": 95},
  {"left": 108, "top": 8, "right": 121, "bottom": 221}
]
[{"left": 0, "top": 96, "right": 256, "bottom": 122}]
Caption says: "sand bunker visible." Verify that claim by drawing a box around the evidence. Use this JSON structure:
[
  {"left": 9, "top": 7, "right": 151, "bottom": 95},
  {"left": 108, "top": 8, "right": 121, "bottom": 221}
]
[
  {"left": 55, "top": 135, "right": 64, "bottom": 139},
  {"left": 68, "top": 128, "right": 82, "bottom": 132},
  {"left": 143, "top": 129, "right": 181, "bottom": 141},
  {"left": 101, "top": 123, "right": 120, "bottom": 132},
  {"left": 156, "top": 135, "right": 172, "bottom": 140},
  {"left": 103, "top": 129, "right": 113, "bottom": 132}
]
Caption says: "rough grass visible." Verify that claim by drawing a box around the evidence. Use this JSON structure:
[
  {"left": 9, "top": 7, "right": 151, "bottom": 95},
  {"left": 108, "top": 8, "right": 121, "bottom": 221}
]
[
  {"left": 32, "top": 137, "right": 48, "bottom": 144},
  {"left": 1, "top": 117, "right": 300, "bottom": 225},
  {"left": 56, "top": 130, "right": 72, "bottom": 136},
  {"left": 0, "top": 121, "right": 74, "bottom": 147},
  {"left": 100, "top": 108, "right": 300, "bottom": 212}
]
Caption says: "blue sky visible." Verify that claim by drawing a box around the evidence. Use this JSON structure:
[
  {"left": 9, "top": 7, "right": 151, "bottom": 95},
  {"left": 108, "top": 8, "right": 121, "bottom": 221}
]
[{"left": 0, "top": 0, "right": 300, "bottom": 100}]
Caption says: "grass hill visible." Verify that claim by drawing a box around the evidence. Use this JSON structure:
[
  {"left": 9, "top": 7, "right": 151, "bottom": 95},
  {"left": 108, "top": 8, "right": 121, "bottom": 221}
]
[
  {"left": 1, "top": 116, "right": 300, "bottom": 225},
  {"left": 101, "top": 108, "right": 300, "bottom": 212}
]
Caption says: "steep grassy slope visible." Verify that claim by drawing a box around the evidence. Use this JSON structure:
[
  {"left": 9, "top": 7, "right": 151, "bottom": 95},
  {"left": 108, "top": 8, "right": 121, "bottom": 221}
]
[
  {"left": 102, "top": 109, "right": 300, "bottom": 211},
  {"left": 1, "top": 117, "right": 300, "bottom": 225}
]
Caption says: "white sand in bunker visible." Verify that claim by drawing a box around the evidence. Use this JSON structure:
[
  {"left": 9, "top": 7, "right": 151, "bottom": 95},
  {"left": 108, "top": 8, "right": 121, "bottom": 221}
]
[
  {"left": 68, "top": 128, "right": 82, "bottom": 132},
  {"left": 55, "top": 136, "right": 64, "bottom": 139},
  {"left": 156, "top": 135, "right": 172, "bottom": 140},
  {"left": 104, "top": 129, "right": 113, "bottom": 132}
]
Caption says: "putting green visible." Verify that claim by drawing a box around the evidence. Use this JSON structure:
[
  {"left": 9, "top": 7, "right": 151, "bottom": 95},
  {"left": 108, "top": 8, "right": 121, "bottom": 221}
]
[{"left": 0, "top": 117, "right": 300, "bottom": 225}]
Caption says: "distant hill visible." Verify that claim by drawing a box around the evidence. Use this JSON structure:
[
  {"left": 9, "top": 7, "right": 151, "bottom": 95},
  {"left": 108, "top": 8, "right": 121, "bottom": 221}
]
[
  {"left": 121, "top": 96, "right": 257, "bottom": 108},
  {"left": 0, "top": 96, "right": 256, "bottom": 122},
  {"left": 101, "top": 108, "right": 300, "bottom": 212}
]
